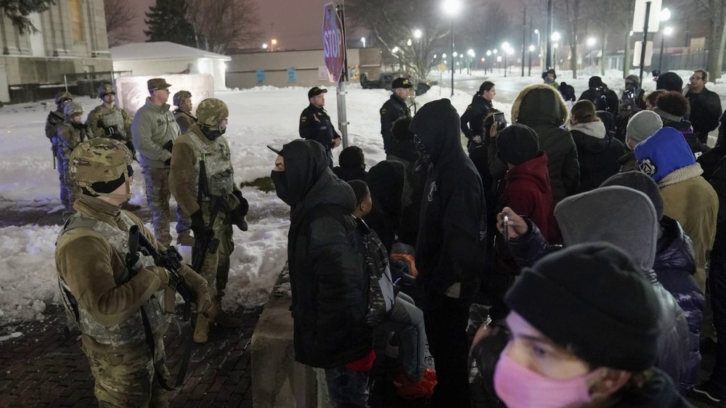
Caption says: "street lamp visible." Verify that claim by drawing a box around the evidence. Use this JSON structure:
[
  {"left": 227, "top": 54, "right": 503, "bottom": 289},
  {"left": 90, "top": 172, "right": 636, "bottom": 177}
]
[
  {"left": 551, "top": 31, "right": 561, "bottom": 42},
  {"left": 660, "top": 7, "right": 671, "bottom": 22},
  {"left": 271, "top": 38, "right": 277, "bottom": 51},
  {"left": 502, "top": 42, "right": 510, "bottom": 77},
  {"left": 361, "top": 37, "right": 366, "bottom": 48},
  {"left": 392, "top": 46, "right": 400, "bottom": 54},
  {"left": 553, "top": 42, "right": 559, "bottom": 68},
  {"left": 586, "top": 37, "right": 596, "bottom": 67},
  {"left": 659, "top": 26, "right": 674, "bottom": 72},
  {"left": 486, "top": 50, "right": 491, "bottom": 56},
  {"left": 413, "top": 29, "right": 423, "bottom": 39},
  {"left": 528, "top": 45, "right": 535, "bottom": 76},
  {"left": 442, "top": 53, "right": 447, "bottom": 58},
  {"left": 442, "top": 0, "right": 462, "bottom": 97},
  {"left": 534, "top": 29, "right": 542, "bottom": 69},
  {"left": 493, "top": 49, "right": 497, "bottom": 54},
  {"left": 262, "top": 43, "right": 268, "bottom": 50},
  {"left": 453, "top": 51, "right": 458, "bottom": 57},
  {"left": 407, "top": 38, "right": 412, "bottom": 46}
]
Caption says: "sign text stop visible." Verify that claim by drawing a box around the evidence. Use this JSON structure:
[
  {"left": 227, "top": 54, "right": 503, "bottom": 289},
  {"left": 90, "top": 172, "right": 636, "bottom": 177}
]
[{"left": 322, "top": 3, "right": 345, "bottom": 83}]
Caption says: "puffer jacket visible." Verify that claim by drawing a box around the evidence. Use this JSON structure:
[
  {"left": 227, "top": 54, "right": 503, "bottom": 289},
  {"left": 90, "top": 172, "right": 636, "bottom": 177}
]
[
  {"left": 512, "top": 84, "right": 580, "bottom": 202},
  {"left": 654, "top": 216, "right": 704, "bottom": 392},
  {"left": 507, "top": 218, "right": 690, "bottom": 387}
]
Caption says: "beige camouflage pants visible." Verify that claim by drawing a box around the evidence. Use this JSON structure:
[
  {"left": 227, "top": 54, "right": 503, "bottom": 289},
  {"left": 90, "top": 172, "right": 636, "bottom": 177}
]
[
  {"left": 142, "top": 167, "right": 183, "bottom": 247},
  {"left": 82, "top": 339, "right": 170, "bottom": 408},
  {"left": 196, "top": 202, "right": 234, "bottom": 299},
  {"left": 58, "top": 156, "right": 81, "bottom": 213}
]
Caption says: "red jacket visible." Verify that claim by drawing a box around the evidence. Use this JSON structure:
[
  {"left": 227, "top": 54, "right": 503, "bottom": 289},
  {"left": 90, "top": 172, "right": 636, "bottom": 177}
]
[{"left": 500, "top": 152, "right": 556, "bottom": 242}]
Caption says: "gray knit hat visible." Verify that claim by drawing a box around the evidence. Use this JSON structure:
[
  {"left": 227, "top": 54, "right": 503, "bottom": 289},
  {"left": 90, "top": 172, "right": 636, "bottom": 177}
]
[{"left": 626, "top": 110, "right": 663, "bottom": 144}]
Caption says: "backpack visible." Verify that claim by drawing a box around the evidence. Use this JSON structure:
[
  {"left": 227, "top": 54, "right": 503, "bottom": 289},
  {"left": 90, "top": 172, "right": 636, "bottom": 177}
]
[{"left": 359, "top": 219, "right": 395, "bottom": 327}]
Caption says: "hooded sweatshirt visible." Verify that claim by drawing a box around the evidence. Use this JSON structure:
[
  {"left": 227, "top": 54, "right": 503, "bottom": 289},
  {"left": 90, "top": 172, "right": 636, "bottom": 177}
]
[
  {"left": 280, "top": 139, "right": 373, "bottom": 368},
  {"left": 410, "top": 99, "right": 487, "bottom": 299},
  {"left": 512, "top": 84, "right": 580, "bottom": 202},
  {"left": 569, "top": 120, "right": 626, "bottom": 193}
]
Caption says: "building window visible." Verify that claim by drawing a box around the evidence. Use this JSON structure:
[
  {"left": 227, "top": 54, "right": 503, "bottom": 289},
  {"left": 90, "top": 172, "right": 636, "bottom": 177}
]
[{"left": 70, "top": 0, "right": 84, "bottom": 42}]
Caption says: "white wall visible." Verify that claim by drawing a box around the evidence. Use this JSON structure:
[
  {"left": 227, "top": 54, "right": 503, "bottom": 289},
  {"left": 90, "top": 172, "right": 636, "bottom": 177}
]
[
  {"left": 115, "top": 74, "right": 215, "bottom": 115},
  {"left": 113, "top": 58, "right": 229, "bottom": 91}
]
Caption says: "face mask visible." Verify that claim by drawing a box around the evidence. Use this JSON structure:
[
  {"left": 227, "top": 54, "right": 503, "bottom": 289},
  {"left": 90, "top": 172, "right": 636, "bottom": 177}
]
[
  {"left": 201, "top": 126, "right": 225, "bottom": 140},
  {"left": 413, "top": 134, "right": 431, "bottom": 172},
  {"left": 494, "top": 346, "right": 594, "bottom": 408},
  {"left": 271, "top": 170, "right": 294, "bottom": 206}
]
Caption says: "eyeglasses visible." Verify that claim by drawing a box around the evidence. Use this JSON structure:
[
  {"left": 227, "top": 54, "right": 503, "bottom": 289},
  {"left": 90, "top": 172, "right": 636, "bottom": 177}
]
[{"left": 690, "top": 76, "right": 703, "bottom": 81}]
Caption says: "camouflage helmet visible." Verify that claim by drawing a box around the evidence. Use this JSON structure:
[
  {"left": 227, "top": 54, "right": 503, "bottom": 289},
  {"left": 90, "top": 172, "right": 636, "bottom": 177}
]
[
  {"left": 70, "top": 138, "right": 132, "bottom": 189},
  {"left": 196, "top": 98, "right": 229, "bottom": 128},
  {"left": 173, "top": 90, "right": 192, "bottom": 107},
  {"left": 54, "top": 91, "right": 73, "bottom": 105},
  {"left": 97, "top": 83, "right": 115, "bottom": 98},
  {"left": 64, "top": 101, "right": 84, "bottom": 118}
]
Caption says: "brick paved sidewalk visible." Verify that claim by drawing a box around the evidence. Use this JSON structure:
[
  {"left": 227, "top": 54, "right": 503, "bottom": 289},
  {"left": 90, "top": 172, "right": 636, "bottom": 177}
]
[{"left": 0, "top": 305, "right": 261, "bottom": 408}]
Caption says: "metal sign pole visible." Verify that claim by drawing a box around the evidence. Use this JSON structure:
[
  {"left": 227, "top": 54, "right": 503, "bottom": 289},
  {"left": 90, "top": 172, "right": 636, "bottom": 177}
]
[
  {"left": 638, "top": 1, "right": 651, "bottom": 84},
  {"left": 336, "top": 4, "right": 349, "bottom": 149}
]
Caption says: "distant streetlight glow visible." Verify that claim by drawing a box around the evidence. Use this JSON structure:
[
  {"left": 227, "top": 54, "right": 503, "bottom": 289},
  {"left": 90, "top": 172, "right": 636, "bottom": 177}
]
[
  {"left": 453, "top": 51, "right": 458, "bottom": 57},
  {"left": 529, "top": 45, "right": 535, "bottom": 52},
  {"left": 664, "top": 26, "right": 674, "bottom": 36},
  {"left": 271, "top": 39, "right": 277, "bottom": 45},
  {"left": 413, "top": 29, "right": 423, "bottom": 39},
  {"left": 441, "top": 0, "right": 462, "bottom": 16},
  {"left": 552, "top": 32, "right": 561, "bottom": 41},
  {"left": 407, "top": 39, "right": 412, "bottom": 46},
  {"left": 468, "top": 49, "right": 475, "bottom": 57},
  {"left": 587, "top": 37, "right": 596, "bottom": 47},
  {"left": 660, "top": 7, "right": 671, "bottom": 22},
  {"left": 486, "top": 50, "right": 492, "bottom": 56},
  {"left": 361, "top": 37, "right": 366, "bottom": 48},
  {"left": 262, "top": 43, "right": 268, "bottom": 49}
]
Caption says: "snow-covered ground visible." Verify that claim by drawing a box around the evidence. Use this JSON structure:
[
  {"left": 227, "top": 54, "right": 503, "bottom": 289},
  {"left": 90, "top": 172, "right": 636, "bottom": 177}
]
[{"left": 0, "top": 83, "right": 512, "bottom": 326}]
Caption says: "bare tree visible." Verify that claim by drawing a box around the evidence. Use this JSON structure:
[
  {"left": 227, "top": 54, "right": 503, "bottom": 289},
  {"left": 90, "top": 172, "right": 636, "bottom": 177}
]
[
  {"left": 583, "top": 0, "right": 632, "bottom": 76},
  {"left": 0, "top": 0, "right": 55, "bottom": 33},
  {"left": 670, "top": 0, "right": 726, "bottom": 80},
  {"left": 103, "top": 0, "right": 135, "bottom": 47},
  {"left": 559, "top": 0, "right": 582, "bottom": 79},
  {"left": 186, "top": 0, "right": 261, "bottom": 54},
  {"left": 347, "top": 0, "right": 450, "bottom": 78}
]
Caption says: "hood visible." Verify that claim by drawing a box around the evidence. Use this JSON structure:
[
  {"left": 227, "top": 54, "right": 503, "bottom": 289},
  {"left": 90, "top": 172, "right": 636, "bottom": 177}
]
[
  {"left": 409, "top": 98, "right": 464, "bottom": 164},
  {"left": 655, "top": 216, "right": 697, "bottom": 274},
  {"left": 387, "top": 140, "right": 419, "bottom": 163},
  {"left": 332, "top": 166, "right": 367, "bottom": 183},
  {"left": 470, "top": 94, "right": 492, "bottom": 109},
  {"left": 596, "top": 111, "right": 616, "bottom": 137},
  {"left": 634, "top": 127, "right": 696, "bottom": 183},
  {"left": 512, "top": 84, "right": 568, "bottom": 127},
  {"left": 554, "top": 186, "right": 658, "bottom": 274},
  {"left": 569, "top": 121, "right": 606, "bottom": 139},
  {"left": 505, "top": 152, "right": 551, "bottom": 191},
  {"left": 367, "top": 160, "right": 404, "bottom": 217},
  {"left": 656, "top": 72, "right": 683, "bottom": 92},
  {"left": 279, "top": 139, "right": 356, "bottom": 217}
]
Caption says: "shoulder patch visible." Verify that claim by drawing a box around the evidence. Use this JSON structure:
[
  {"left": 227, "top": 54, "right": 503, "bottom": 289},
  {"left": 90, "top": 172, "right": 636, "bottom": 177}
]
[
  {"left": 380, "top": 108, "right": 387, "bottom": 115},
  {"left": 466, "top": 105, "right": 473, "bottom": 110},
  {"left": 301, "top": 116, "right": 307, "bottom": 122}
]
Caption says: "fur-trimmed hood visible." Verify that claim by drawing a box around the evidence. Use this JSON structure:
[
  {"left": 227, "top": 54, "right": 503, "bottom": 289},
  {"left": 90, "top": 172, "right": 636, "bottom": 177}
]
[{"left": 511, "top": 83, "right": 569, "bottom": 127}]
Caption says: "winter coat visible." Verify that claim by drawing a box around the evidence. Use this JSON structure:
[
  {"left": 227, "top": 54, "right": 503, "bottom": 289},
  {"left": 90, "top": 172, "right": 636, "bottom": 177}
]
[
  {"left": 655, "top": 216, "right": 704, "bottom": 391},
  {"left": 660, "top": 118, "right": 710, "bottom": 159},
  {"left": 380, "top": 94, "right": 410, "bottom": 152},
  {"left": 570, "top": 121, "right": 626, "bottom": 193},
  {"left": 579, "top": 87, "right": 619, "bottom": 114},
  {"left": 299, "top": 104, "right": 341, "bottom": 167},
  {"left": 284, "top": 140, "right": 372, "bottom": 368},
  {"left": 659, "top": 163, "right": 719, "bottom": 290},
  {"left": 365, "top": 161, "right": 404, "bottom": 253},
  {"left": 87, "top": 104, "right": 132, "bottom": 143},
  {"left": 619, "top": 150, "right": 639, "bottom": 172},
  {"left": 332, "top": 166, "right": 367, "bottom": 182},
  {"left": 410, "top": 99, "right": 487, "bottom": 299},
  {"left": 387, "top": 141, "right": 423, "bottom": 247},
  {"left": 173, "top": 109, "right": 197, "bottom": 134},
  {"left": 460, "top": 95, "right": 494, "bottom": 141},
  {"left": 701, "top": 153, "right": 726, "bottom": 260},
  {"left": 131, "top": 98, "right": 180, "bottom": 169},
  {"left": 512, "top": 84, "right": 580, "bottom": 202},
  {"left": 506, "top": 219, "right": 690, "bottom": 387},
  {"left": 686, "top": 87, "right": 722, "bottom": 141},
  {"left": 607, "top": 368, "right": 694, "bottom": 408}
]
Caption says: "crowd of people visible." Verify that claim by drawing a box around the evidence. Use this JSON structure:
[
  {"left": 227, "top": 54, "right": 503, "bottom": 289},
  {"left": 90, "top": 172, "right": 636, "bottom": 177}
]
[{"left": 47, "top": 68, "right": 726, "bottom": 408}]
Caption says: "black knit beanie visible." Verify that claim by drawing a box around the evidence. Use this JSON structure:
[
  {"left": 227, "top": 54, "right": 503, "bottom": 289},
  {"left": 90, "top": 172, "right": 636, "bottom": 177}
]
[
  {"left": 505, "top": 242, "right": 661, "bottom": 371},
  {"left": 656, "top": 72, "right": 683, "bottom": 92},
  {"left": 496, "top": 124, "right": 539, "bottom": 165}
]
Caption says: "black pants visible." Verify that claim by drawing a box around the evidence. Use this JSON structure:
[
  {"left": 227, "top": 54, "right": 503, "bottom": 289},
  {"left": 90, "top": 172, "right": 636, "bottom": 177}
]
[
  {"left": 709, "top": 253, "right": 726, "bottom": 394},
  {"left": 424, "top": 291, "right": 471, "bottom": 408}
]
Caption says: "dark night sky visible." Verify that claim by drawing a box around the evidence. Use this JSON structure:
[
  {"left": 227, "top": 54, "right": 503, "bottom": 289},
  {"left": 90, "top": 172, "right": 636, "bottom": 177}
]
[{"left": 126, "top": 0, "right": 519, "bottom": 50}]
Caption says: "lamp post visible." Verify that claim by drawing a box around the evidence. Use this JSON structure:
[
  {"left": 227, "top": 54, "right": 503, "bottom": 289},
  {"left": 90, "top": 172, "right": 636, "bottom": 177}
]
[
  {"left": 502, "top": 42, "right": 510, "bottom": 77},
  {"left": 658, "top": 8, "right": 672, "bottom": 73},
  {"left": 553, "top": 42, "right": 559, "bottom": 69},
  {"left": 586, "top": 37, "right": 596, "bottom": 68},
  {"left": 497, "top": 55, "right": 502, "bottom": 75},
  {"left": 442, "top": 0, "right": 462, "bottom": 97},
  {"left": 528, "top": 45, "right": 535, "bottom": 76},
  {"left": 262, "top": 43, "right": 268, "bottom": 50},
  {"left": 534, "top": 29, "right": 541, "bottom": 69},
  {"left": 467, "top": 49, "right": 475, "bottom": 74},
  {"left": 271, "top": 38, "right": 277, "bottom": 51},
  {"left": 361, "top": 37, "right": 366, "bottom": 48}
]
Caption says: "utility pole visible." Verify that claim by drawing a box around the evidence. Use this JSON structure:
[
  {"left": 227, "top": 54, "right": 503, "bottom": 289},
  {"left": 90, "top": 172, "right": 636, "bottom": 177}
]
[
  {"left": 521, "top": 7, "right": 527, "bottom": 77},
  {"left": 638, "top": 1, "right": 651, "bottom": 84},
  {"left": 546, "top": 0, "right": 553, "bottom": 69}
]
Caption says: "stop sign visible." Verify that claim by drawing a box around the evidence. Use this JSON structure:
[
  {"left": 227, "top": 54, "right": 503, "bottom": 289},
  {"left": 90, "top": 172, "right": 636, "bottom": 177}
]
[{"left": 322, "top": 3, "right": 345, "bottom": 83}]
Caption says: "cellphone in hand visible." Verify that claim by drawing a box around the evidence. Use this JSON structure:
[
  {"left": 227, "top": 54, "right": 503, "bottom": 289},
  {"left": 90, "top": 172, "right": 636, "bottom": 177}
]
[
  {"left": 503, "top": 215, "right": 509, "bottom": 242},
  {"left": 493, "top": 112, "right": 507, "bottom": 131}
]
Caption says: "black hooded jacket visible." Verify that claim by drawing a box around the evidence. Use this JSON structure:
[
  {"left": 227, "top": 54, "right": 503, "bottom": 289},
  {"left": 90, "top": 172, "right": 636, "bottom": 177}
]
[
  {"left": 460, "top": 94, "right": 494, "bottom": 141},
  {"left": 387, "top": 141, "right": 423, "bottom": 246},
  {"left": 410, "top": 99, "right": 487, "bottom": 299},
  {"left": 365, "top": 160, "right": 404, "bottom": 253},
  {"left": 608, "top": 368, "right": 694, "bottom": 408},
  {"left": 280, "top": 140, "right": 372, "bottom": 368}
]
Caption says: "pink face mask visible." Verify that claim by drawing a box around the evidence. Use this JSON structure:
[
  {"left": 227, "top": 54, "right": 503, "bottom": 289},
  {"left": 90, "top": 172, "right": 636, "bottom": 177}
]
[{"left": 494, "top": 347, "right": 594, "bottom": 408}]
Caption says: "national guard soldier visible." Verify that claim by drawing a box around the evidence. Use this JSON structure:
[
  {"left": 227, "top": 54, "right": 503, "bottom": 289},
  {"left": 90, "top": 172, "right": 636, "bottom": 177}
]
[
  {"left": 87, "top": 83, "right": 133, "bottom": 149},
  {"left": 173, "top": 90, "right": 197, "bottom": 134},
  {"left": 170, "top": 98, "right": 249, "bottom": 343},
  {"left": 299, "top": 86, "right": 341, "bottom": 167},
  {"left": 380, "top": 77, "right": 412, "bottom": 153},
  {"left": 131, "top": 78, "right": 183, "bottom": 247},
  {"left": 57, "top": 101, "right": 92, "bottom": 216},
  {"left": 47, "top": 91, "right": 72, "bottom": 184},
  {"left": 55, "top": 138, "right": 211, "bottom": 407}
]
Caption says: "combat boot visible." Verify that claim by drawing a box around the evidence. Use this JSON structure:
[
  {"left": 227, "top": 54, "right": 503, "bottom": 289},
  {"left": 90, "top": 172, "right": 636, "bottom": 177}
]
[
  {"left": 211, "top": 300, "right": 242, "bottom": 328},
  {"left": 193, "top": 314, "right": 210, "bottom": 343}
]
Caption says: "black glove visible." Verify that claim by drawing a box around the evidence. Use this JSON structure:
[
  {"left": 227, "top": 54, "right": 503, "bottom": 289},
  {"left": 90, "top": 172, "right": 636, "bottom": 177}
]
[
  {"left": 190, "top": 210, "right": 205, "bottom": 238},
  {"left": 164, "top": 158, "right": 171, "bottom": 166},
  {"left": 163, "top": 140, "right": 174, "bottom": 153},
  {"left": 229, "top": 190, "right": 249, "bottom": 232},
  {"left": 232, "top": 190, "right": 249, "bottom": 217}
]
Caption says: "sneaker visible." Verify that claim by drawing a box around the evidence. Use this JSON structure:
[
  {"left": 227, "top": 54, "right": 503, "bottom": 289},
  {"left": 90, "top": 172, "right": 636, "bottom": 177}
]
[
  {"left": 693, "top": 381, "right": 725, "bottom": 407},
  {"left": 393, "top": 369, "right": 435, "bottom": 399}
]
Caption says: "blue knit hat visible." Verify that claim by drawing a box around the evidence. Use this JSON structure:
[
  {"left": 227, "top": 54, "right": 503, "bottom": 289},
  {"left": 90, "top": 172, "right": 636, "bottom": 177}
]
[{"left": 634, "top": 127, "right": 695, "bottom": 183}]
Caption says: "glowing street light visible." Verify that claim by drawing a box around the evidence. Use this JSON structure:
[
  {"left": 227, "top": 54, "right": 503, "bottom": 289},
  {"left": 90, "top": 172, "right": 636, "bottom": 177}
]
[
  {"left": 262, "top": 43, "right": 268, "bottom": 49},
  {"left": 413, "top": 29, "right": 423, "bottom": 39},
  {"left": 659, "top": 26, "right": 675, "bottom": 72},
  {"left": 664, "top": 26, "right": 674, "bottom": 36},
  {"left": 442, "top": 53, "right": 447, "bottom": 58},
  {"left": 587, "top": 37, "right": 596, "bottom": 47},
  {"left": 529, "top": 45, "right": 535, "bottom": 52},
  {"left": 361, "top": 37, "right": 366, "bottom": 48},
  {"left": 442, "top": 0, "right": 462, "bottom": 97},
  {"left": 493, "top": 49, "right": 498, "bottom": 54},
  {"left": 407, "top": 38, "right": 412, "bottom": 46},
  {"left": 391, "top": 46, "right": 400, "bottom": 54},
  {"left": 486, "top": 50, "right": 492, "bottom": 56},
  {"left": 660, "top": 7, "right": 671, "bottom": 22},
  {"left": 468, "top": 48, "right": 475, "bottom": 57},
  {"left": 453, "top": 51, "right": 458, "bottom": 57},
  {"left": 551, "top": 31, "right": 561, "bottom": 42}
]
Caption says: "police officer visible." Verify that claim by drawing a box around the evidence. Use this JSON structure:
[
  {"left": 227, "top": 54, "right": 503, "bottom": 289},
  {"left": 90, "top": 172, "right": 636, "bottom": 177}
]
[
  {"left": 169, "top": 98, "right": 249, "bottom": 342},
  {"left": 380, "top": 77, "right": 412, "bottom": 153},
  {"left": 55, "top": 138, "right": 211, "bottom": 407},
  {"left": 57, "top": 101, "right": 92, "bottom": 216},
  {"left": 131, "top": 78, "right": 182, "bottom": 247},
  {"left": 460, "top": 81, "right": 496, "bottom": 148},
  {"left": 87, "top": 83, "right": 133, "bottom": 151},
  {"left": 173, "top": 90, "right": 197, "bottom": 134},
  {"left": 299, "top": 86, "right": 341, "bottom": 167}
]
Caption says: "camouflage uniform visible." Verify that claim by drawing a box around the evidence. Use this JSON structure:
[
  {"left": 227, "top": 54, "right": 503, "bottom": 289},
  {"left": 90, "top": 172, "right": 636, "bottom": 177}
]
[
  {"left": 170, "top": 98, "right": 246, "bottom": 342},
  {"left": 131, "top": 78, "right": 182, "bottom": 247},
  {"left": 47, "top": 91, "right": 72, "bottom": 206},
  {"left": 173, "top": 90, "right": 197, "bottom": 134},
  {"left": 55, "top": 138, "right": 211, "bottom": 408},
  {"left": 57, "top": 102, "right": 92, "bottom": 213},
  {"left": 87, "top": 84, "right": 133, "bottom": 145}
]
